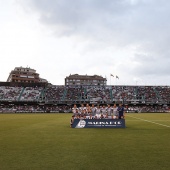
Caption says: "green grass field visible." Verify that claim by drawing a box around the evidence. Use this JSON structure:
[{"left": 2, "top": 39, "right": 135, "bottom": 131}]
[{"left": 0, "top": 113, "right": 170, "bottom": 170}]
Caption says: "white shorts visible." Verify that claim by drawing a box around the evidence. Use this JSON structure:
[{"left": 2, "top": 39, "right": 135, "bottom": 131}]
[{"left": 95, "top": 114, "right": 101, "bottom": 119}]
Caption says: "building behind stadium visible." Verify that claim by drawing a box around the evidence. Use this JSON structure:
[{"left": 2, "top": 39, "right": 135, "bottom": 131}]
[
  {"left": 65, "top": 74, "right": 107, "bottom": 86},
  {"left": 7, "top": 66, "right": 48, "bottom": 83}
]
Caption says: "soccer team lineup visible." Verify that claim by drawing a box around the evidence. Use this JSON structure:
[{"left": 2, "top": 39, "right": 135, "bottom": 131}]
[{"left": 71, "top": 103, "right": 125, "bottom": 119}]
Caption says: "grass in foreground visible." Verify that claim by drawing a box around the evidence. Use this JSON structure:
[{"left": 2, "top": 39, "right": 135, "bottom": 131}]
[{"left": 0, "top": 113, "right": 170, "bottom": 170}]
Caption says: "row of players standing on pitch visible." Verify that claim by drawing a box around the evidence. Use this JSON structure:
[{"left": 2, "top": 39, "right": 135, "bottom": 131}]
[{"left": 72, "top": 103, "right": 125, "bottom": 119}]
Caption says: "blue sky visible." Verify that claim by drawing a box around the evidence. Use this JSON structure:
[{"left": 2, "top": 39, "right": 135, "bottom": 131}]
[{"left": 1, "top": 0, "right": 170, "bottom": 85}]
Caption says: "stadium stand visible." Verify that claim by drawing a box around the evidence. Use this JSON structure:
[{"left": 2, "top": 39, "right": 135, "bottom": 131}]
[
  {"left": 0, "top": 82, "right": 170, "bottom": 113},
  {"left": 45, "top": 85, "right": 65, "bottom": 102},
  {"left": 0, "top": 86, "right": 23, "bottom": 101},
  {"left": 20, "top": 87, "right": 43, "bottom": 101}
]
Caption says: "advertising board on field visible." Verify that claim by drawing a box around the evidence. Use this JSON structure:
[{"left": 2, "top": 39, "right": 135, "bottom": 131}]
[{"left": 72, "top": 119, "right": 125, "bottom": 128}]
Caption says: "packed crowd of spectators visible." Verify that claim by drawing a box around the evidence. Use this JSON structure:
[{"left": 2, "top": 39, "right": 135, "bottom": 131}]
[
  {"left": 65, "top": 86, "right": 84, "bottom": 101},
  {"left": 20, "top": 87, "right": 43, "bottom": 101},
  {"left": 85, "top": 86, "right": 112, "bottom": 102},
  {"left": 112, "top": 86, "right": 170, "bottom": 103},
  {"left": 0, "top": 86, "right": 43, "bottom": 101},
  {"left": 46, "top": 105, "right": 72, "bottom": 113},
  {"left": 0, "top": 85, "right": 170, "bottom": 104},
  {"left": 154, "top": 86, "right": 170, "bottom": 102},
  {"left": 44, "top": 85, "right": 170, "bottom": 104},
  {"left": 112, "top": 86, "right": 137, "bottom": 102},
  {"left": 0, "top": 104, "right": 72, "bottom": 113},
  {"left": 126, "top": 105, "right": 170, "bottom": 113},
  {"left": 0, "top": 104, "right": 44, "bottom": 113},
  {"left": 0, "top": 86, "right": 23, "bottom": 101},
  {"left": 45, "top": 85, "right": 65, "bottom": 101}
]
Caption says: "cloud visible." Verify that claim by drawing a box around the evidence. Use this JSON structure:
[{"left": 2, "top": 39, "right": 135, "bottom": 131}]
[
  {"left": 19, "top": 0, "right": 137, "bottom": 41},
  {"left": 20, "top": 0, "right": 170, "bottom": 42},
  {"left": 17, "top": 0, "right": 170, "bottom": 85}
]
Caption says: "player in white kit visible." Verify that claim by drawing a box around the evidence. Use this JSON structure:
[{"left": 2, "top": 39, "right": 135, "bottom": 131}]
[
  {"left": 112, "top": 104, "right": 118, "bottom": 119},
  {"left": 72, "top": 104, "right": 78, "bottom": 116},
  {"left": 95, "top": 105, "right": 101, "bottom": 119},
  {"left": 101, "top": 105, "right": 107, "bottom": 118},
  {"left": 106, "top": 104, "right": 113, "bottom": 119},
  {"left": 91, "top": 104, "right": 96, "bottom": 119}
]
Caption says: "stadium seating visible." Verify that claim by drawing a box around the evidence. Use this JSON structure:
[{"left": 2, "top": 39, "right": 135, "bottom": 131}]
[
  {"left": 0, "top": 85, "right": 170, "bottom": 104},
  {"left": 45, "top": 85, "right": 65, "bottom": 101},
  {"left": 20, "top": 87, "right": 43, "bottom": 101},
  {"left": 0, "top": 84, "right": 170, "bottom": 113},
  {"left": 0, "top": 86, "right": 22, "bottom": 101}
]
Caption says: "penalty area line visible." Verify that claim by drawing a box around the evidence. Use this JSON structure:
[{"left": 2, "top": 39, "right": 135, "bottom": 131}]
[{"left": 126, "top": 115, "right": 170, "bottom": 128}]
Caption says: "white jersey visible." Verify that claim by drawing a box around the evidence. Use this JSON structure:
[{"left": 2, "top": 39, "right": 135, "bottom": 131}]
[
  {"left": 101, "top": 107, "right": 107, "bottom": 115},
  {"left": 79, "top": 107, "right": 84, "bottom": 113},
  {"left": 95, "top": 107, "right": 101, "bottom": 119},
  {"left": 107, "top": 107, "right": 113, "bottom": 116},
  {"left": 113, "top": 107, "right": 118, "bottom": 116},
  {"left": 96, "top": 108, "right": 101, "bottom": 114},
  {"left": 91, "top": 107, "right": 96, "bottom": 116},
  {"left": 72, "top": 107, "right": 77, "bottom": 114}
]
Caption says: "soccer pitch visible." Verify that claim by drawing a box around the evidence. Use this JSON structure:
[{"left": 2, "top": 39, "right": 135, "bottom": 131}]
[{"left": 0, "top": 113, "right": 170, "bottom": 170}]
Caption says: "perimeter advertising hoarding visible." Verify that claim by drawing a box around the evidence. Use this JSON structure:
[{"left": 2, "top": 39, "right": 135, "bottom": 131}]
[{"left": 72, "top": 119, "right": 125, "bottom": 128}]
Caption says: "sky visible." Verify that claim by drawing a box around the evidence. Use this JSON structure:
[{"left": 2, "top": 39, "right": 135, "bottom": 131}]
[{"left": 0, "top": 0, "right": 170, "bottom": 85}]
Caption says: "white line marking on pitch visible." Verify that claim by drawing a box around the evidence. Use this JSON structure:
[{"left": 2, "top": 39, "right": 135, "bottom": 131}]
[
  {"left": 127, "top": 120, "right": 170, "bottom": 121},
  {"left": 127, "top": 115, "right": 170, "bottom": 128}
]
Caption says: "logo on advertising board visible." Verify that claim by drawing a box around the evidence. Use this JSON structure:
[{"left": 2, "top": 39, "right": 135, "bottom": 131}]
[
  {"left": 72, "top": 119, "right": 125, "bottom": 128},
  {"left": 76, "top": 120, "right": 86, "bottom": 128},
  {"left": 87, "top": 120, "right": 122, "bottom": 126}
]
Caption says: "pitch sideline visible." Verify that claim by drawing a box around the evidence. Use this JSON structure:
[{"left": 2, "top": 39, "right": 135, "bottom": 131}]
[{"left": 126, "top": 115, "right": 170, "bottom": 128}]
